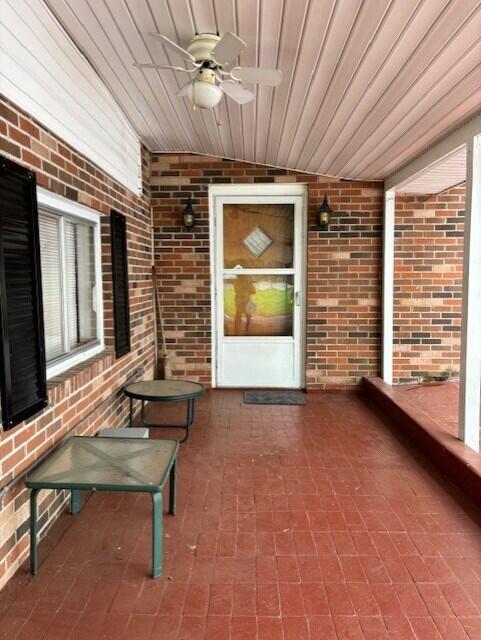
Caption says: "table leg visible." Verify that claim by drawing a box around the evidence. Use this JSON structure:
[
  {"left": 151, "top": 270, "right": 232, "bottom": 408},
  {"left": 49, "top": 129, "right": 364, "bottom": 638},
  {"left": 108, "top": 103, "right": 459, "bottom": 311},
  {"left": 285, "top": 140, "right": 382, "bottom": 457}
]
[
  {"left": 140, "top": 398, "right": 196, "bottom": 444},
  {"left": 30, "top": 488, "right": 40, "bottom": 575},
  {"left": 169, "top": 459, "right": 176, "bottom": 516},
  {"left": 151, "top": 492, "right": 163, "bottom": 578},
  {"left": 70, "top": 489, "right": 81, "bottom": 514},
  {"left": 129, "top": 397, "right": 134, "bottom": 427},
  {"left": 179, "top": 399, "right": 194, "bottom": 443}
]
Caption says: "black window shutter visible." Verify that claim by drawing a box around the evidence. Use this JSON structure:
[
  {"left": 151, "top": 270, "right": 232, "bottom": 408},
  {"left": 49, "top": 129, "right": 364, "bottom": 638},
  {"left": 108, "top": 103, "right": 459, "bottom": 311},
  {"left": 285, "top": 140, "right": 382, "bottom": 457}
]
[
  {"left": 110, "top": 210, "right": 130, "bottom": 358},
  {"left": 0, "top": 156, "right": 47, "bottom": 430}
]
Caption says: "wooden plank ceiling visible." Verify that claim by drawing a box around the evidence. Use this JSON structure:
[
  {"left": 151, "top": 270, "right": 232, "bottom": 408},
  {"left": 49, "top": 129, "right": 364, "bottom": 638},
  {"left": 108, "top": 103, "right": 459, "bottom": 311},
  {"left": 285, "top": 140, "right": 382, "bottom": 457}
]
[{"left": 45, "top": 0, "right": 481, "bottom": 180}]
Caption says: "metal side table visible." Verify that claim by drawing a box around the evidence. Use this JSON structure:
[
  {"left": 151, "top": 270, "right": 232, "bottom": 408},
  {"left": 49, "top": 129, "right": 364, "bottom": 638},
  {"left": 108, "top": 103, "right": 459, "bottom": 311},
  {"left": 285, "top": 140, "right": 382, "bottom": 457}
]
[
  {"left": 26, "top": 436, "right": 178, "bottom": 579},
  {"left": 124, "top": 380, "right": 204, "bottom": 443}
]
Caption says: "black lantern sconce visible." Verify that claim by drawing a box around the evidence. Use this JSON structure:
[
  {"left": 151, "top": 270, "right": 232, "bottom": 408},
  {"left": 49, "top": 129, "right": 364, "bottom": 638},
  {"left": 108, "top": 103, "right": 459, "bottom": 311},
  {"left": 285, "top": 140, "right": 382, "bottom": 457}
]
[
  {"left": 317, "top": 194, "right": 332, "bottom": 230},
  {"left": 182, "top": 196, "right": 196, "bottom": 229}
]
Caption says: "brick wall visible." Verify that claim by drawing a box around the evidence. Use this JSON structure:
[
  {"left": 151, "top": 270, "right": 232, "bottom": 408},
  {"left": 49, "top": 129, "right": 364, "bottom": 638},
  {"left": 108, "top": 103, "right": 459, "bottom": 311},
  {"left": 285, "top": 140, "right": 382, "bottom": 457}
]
[
  {"left": 151, "top": 154, "right": 384, "bottom": 390},
  {"left": 393, "top": 187, "right": 465, "bottom": 383},
  {"left": 0, "top": 95, "right": 155, "bottom": 589}
]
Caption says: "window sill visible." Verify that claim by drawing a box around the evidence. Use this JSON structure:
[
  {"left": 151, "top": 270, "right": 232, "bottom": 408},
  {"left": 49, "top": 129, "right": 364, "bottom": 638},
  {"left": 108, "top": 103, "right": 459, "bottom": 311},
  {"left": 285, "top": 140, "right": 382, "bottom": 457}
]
[
  {"left": 46, "top": 348, "right": 115, "bottom": 406},
  {"left": 46, "top": 342, "right": 105, "bottom": 380}
]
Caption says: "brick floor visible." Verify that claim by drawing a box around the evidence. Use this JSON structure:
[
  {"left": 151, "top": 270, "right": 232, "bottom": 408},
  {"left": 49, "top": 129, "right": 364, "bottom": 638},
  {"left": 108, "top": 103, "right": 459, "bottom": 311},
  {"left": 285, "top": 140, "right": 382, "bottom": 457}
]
[{"left": 1, "top": 390, "right": 481, "bottom": 639}]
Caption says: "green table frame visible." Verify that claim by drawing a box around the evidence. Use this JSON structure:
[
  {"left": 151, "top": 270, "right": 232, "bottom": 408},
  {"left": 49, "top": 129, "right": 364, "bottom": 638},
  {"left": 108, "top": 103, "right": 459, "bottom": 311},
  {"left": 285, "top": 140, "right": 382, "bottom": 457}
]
[
  {"left": 124, "top": 380, "right": 204, "bottom": 443},
  {"left": 26, "top": 436, "right": 178, "bottom": 579}
]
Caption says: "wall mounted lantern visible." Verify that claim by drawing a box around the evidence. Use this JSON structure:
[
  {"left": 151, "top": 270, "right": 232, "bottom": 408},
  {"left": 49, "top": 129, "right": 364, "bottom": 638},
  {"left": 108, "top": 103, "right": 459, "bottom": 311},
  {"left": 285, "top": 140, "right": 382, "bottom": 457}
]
[
  {"left": 317, "top": 194, "right": 332, "bottom": 230},
  {"left": 182, "top": 196, "right": 196, "bottom": 229}
]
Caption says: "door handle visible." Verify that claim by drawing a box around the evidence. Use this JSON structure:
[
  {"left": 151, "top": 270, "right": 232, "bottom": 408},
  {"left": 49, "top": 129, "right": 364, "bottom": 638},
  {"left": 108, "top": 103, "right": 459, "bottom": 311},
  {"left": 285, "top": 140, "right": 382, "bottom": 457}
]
[{"left": 295, "top": 291, "right": 301, "bottom": 306}]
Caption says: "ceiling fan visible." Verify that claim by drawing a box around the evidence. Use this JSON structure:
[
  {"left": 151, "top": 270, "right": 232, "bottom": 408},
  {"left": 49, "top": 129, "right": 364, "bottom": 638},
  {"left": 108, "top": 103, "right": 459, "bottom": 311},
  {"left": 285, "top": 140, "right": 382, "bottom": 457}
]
[{"left": 134, "top": 31, "right": 282, "bottom": 110}]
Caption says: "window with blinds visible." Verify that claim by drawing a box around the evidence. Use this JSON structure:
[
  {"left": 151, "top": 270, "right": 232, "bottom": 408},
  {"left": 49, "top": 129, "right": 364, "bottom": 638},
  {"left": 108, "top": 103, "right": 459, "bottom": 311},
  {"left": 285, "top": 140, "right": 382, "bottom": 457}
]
[{"left": 38, "top": 203, "right": 101, "bottom": 373}]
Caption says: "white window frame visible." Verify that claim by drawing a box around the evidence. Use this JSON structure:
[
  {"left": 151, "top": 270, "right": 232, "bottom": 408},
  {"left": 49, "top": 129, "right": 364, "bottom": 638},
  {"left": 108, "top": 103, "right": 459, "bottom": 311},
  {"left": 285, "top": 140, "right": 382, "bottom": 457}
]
[{"left": 36, "top": 187, "right": 104, "bottom": 379}]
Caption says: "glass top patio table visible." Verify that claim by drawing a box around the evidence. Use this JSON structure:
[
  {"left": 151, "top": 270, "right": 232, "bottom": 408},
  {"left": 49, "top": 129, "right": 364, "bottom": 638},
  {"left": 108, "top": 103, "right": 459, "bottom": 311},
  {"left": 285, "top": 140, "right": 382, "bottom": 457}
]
[
  {"left": 124, "top": 380, "right": 204, "bottom": 402},
  {"left": 26, "top": 436, "right": 179, "bottom": 492},
  {"left": 123, "top": 380, "right": 204, "bottom": 443}
]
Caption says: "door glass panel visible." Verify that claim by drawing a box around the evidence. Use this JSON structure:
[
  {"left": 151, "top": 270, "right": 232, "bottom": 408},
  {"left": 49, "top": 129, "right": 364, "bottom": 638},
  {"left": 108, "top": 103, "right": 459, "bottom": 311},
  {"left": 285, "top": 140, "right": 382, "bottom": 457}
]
[
  {"left": 224, "top": 275, "right": 294, "bottom": 336},
  {"left": 223, "top": 204, "right": 294, "bottom": 268}
]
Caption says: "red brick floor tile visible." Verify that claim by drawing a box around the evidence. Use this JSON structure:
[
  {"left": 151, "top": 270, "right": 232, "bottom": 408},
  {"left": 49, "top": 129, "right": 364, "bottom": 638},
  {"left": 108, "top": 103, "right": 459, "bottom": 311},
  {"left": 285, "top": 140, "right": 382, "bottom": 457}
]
[
  {"left": 3, "top": 391, "right": 481, "bottom": 639},
  {"left": 256, "top": 556, "right": 278, "bottom": 583},
  {"left": 151, "top": 615, "right": 182, "bottom": 639},
  {"left": 333, "top": 615, "right": 364, "bottom": 639},
  {"left": 204, "top": 616, "right": 231, "bottom": 640},
  {"left": 460, "top": 616, "right": 481, "bottom": 639},
  {"left": 256, "top": 582, "right": 280, "bottom": 616},
  {"left": 408, "top": 616, "right": 443, "bottom": 640},
  {"left": 232, "top": 584, "right": 256, "bottom": 616},
  {"left": 347, "top": 583, "right": 380, "bottom": 616},
  {"left": 123, "top": 613, "right": 156, "bottom": 640},
  {"left": 109, "top": 579, "right": 143, "bottom": 614},
  {"left": 69, "top": 612, "right": 105, "bottom": 640},
  {"left": 358, "top": 616, "right": 390, "bottom": 639},
  {"left": 370, "top": 584, "right": 404, "bottom": 617},
  {"left": 282, "top": 616, "right": 310, "bottom": 640},
  {"left": 440, "top": 583, "right": 480, "bottom": 617},
  {"left": 339, "top": 556, "right": 368, "bottom": 582},
  {"left": 320, "top": 556, "right": 345, "bottom": 582},
  {"left": 276, "top": 556, "right": 300, "bottom": 582},
  {"left": 183, "top": 585, "right": 210, "bottom": 617},
  {"left": 300, "top": 583, "right": 329, "bottom": 615},
  {"left": 99, "top": 612, "right": 130, "bottom": 639},
  {"left": 257, "top": 616, "right": 284, "bottom": 639},
  {"left": 230, "top": 616, "right": 256, "bottom": 640},
  {"left": 417, "top": 583, "right": 455, "bottom": 618},
  {"left": 308, "top": 615, "right": 338, "bottom": 639},
  {"left": 41, "top": 611, "right": 80, "bottom": 640},
  {"left": 0, "top": 614, "right": 27, "bottom": 640},
  {"left": 395, "top": 583, "right": 430, "bottom": 617},
  {"left": 297, "top": 555, "right": 323, "bottom": 582},
  {"left": 434, "top": 617, "right": 471, "bottom": 640},
  {"left": 382, "top": 615, "right": 416, "bottom": 640},
  {"left": 279, "top": 582, "right": 305, "bottom": 616},
  {"left": 325, "top": 583, "right": 355, "bottom": 616}
]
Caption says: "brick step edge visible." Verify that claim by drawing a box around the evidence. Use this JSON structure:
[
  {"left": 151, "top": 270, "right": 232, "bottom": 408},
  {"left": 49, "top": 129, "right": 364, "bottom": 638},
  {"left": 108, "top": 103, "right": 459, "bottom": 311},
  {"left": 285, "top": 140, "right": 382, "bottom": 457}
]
[{"left": 361, "top": 376, "right": 481, "bottom": 510}]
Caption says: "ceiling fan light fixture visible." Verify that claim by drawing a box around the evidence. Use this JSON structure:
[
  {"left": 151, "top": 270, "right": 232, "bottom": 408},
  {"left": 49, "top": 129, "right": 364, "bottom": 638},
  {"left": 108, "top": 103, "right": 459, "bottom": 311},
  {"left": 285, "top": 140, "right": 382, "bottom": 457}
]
[
  {"left": 143, "top": 31, "right": 282, "bottom": 110},
  {"left": 188, "top": 79, "right": 223, "bottom": 109}
]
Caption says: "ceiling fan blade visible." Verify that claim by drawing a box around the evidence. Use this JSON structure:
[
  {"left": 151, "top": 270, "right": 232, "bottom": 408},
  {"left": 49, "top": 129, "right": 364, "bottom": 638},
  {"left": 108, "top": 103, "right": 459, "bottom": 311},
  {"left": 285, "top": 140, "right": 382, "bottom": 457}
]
[
  {"left": 212, "top": 32, "right": 246, "bottom": 65},
  {"left": 177, "top": 81, "right": 192, "bottom": 97},
  {"left": 133, "top": 62, "right": 193, "bottom": 73},
  {"left": 221, "top": 81, "right": 254, "bottom": 105},
  {"left": 149, "top": 33, "right": 196, "bottom": 63},
  {"left": 231, "top": 66, "right": 283, "bottom": 87}
]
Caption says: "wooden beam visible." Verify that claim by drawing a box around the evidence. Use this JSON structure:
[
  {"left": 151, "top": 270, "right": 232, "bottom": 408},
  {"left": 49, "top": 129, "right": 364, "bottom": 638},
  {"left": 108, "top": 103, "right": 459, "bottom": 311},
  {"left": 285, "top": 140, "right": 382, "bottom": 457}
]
[
  {"left": 382, "top": 189, "right": 395, "bottom": 385},
  {"left": 459, "top": 134, "right": 481, "bottom": 451}
]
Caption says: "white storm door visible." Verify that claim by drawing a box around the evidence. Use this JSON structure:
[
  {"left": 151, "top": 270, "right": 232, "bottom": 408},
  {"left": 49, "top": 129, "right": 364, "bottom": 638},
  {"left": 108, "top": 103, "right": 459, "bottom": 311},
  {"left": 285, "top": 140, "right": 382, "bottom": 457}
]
[{"left": 213, "top": 190, "right": 306, "bottom": 388}]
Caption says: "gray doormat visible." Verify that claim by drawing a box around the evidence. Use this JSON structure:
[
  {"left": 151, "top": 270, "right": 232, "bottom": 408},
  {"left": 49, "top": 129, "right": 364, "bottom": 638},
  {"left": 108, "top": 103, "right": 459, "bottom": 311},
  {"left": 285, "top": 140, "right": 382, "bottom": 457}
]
[{"left": 243, "top": 391, "right": 305, "bottom": 405}]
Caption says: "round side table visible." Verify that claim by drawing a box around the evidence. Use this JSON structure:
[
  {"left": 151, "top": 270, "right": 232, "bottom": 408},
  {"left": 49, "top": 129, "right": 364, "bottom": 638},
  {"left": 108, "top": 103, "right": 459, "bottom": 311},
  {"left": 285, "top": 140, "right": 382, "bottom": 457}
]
[{"left": 124, "top": 380, "right": 204, "bottom": 443}]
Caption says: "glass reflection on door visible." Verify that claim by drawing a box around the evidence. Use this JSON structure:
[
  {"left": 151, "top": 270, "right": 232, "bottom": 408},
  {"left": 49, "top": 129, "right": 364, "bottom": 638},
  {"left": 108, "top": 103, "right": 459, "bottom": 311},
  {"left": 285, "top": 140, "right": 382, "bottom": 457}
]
[
  {"left": 223, "top": 204, "right": 294, "bottom": 269},
  {"left": 224, "top": 275, "right": 294, "bottom": 337}
]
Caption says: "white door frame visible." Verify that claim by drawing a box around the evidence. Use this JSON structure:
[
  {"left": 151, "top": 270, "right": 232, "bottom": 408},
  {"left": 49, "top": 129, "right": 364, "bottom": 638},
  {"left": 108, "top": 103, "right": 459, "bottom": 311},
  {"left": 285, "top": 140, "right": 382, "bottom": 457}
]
[{"left": 209, "top": 183, "right": 308, "bottom": 388}]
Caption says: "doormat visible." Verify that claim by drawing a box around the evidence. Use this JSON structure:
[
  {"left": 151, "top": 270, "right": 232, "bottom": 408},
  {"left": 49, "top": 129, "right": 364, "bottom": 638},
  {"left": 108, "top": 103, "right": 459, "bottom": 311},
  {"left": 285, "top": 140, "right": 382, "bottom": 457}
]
[{"left": 243, "top": 391, "right": 305, "bottom": 405}]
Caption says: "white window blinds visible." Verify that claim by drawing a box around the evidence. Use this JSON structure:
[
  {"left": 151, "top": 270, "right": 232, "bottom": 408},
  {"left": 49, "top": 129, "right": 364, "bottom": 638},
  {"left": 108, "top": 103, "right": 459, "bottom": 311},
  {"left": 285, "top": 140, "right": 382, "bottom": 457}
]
[
  {"left": 38, "top": 214, "right": 63, "bottom": 360},
  {"left": 39, "top": 211, "right": 97, "bottom": 364}
]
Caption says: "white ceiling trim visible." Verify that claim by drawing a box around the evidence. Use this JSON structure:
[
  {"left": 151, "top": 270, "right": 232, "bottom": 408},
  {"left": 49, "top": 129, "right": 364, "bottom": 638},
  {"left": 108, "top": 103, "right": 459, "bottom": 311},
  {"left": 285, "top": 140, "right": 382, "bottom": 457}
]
[
  {"left": 395, "top": 148, "right": 466, "bottom": 195},
  {"left": 385, "top": 109, "right": 481, "bottom": 191},
  {"left": 0, "top": 0, "right": 142, "bottom": 193}
]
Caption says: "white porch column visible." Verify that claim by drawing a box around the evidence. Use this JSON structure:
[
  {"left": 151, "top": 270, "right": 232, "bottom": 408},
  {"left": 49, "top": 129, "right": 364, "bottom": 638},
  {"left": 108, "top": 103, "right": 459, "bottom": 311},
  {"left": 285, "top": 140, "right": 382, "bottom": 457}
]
[
  {"left": 459, "top": 135, "right": 481, "bottom": 451},
  {"left": 382, "top": 189, "right": 395, "bottom": 384}
]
